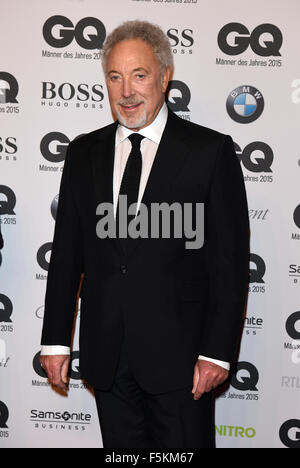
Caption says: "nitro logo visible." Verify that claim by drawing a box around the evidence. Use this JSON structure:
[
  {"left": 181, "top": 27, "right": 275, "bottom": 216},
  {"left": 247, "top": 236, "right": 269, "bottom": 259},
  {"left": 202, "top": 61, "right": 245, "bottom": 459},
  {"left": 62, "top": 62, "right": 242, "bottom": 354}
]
[
  {"left": 0, "top": 72, "right": 19, "bottom": 104},
  {"left": 0, "top": 294, "right": 13, "bottom": 323},
  {"left": 286, "top": 312, "right": 300, "bottom": 340},
  {"left": 36, "top": 242, "right": 52, "bottom": 271},
  {"left": 235, "top": 141, "right": 273, "bottom": 173},
  {"left": 0, "top": 401, "right": 9, "bottom": 428},
  {"left": 167, "top": 80, "right": 191, "bottom": 113},
  {"left": 0, "top": 185, "right": 16, "bottom": 215},
  {"left": 230, "top": 362, "right": 259, "bottom": 391},
  {"left": 280, "top": 420, "right": 300, "bottom": 448},
  {"left": 43, "top": 16, "right": 106, "bottom": 50},
  {"left": 249, "top": 253, "right": 266, "bottom": 284},
  {"left": 167, "top": 28, "right": 194, "bottom": 55},
  {"left": 227, "top": 86, "right": 264, "bottom": 123},
  {"left": 218, "top": 23, "right": 282, "bottom": 56}
]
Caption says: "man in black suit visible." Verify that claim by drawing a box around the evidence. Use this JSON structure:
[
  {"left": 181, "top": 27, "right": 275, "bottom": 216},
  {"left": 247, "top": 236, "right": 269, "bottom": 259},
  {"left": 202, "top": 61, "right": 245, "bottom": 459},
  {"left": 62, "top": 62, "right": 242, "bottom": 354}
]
[{"left": 40, "top": 20, "right": 249, "bottom": 448}]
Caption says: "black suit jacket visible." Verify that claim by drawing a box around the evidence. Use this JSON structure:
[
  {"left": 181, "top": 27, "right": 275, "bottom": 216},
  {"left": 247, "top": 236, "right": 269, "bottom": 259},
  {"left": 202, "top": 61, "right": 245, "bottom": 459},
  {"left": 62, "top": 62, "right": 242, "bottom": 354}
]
[{"left": 41, "top": 109, "right": 249, "bottom": 393}]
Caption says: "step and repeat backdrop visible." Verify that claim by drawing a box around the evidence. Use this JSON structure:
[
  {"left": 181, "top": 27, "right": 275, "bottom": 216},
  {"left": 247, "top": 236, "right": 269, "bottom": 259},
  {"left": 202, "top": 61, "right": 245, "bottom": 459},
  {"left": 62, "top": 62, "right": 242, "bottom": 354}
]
[{"left": 0, "top": 0, "right": 300, "bottom": 448}]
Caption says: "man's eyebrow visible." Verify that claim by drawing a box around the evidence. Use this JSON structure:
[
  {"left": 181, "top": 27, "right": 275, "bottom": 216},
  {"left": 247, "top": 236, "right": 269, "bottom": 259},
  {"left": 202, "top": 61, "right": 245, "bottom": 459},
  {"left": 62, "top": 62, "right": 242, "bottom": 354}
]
[{"left": 107, "top": 67, "right": 149, "bottom": 75}]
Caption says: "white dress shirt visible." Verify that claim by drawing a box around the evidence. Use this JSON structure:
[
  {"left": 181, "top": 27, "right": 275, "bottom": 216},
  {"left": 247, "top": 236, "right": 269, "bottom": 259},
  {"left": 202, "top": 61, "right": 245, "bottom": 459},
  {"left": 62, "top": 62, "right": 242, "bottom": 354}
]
[{"left": 41, "top": 102, "right": 230, "bottom": 371}]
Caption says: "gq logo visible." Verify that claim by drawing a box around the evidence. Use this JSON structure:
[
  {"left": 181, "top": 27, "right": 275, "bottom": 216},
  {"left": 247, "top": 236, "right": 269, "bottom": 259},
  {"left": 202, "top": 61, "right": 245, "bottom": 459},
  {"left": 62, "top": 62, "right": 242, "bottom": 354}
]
[
  {"left": 43, "top": 16, "right": 106, "bottom": 49},
  {"left": 0, "top": 294, "right": 13, "bottom": 323},
  {"left": 286, "top": 311, "right": 300, "bottom": 340},
  {"left": 0, "top": 185, "right": 16, "bottom": 215},
  {"left": 279, "top": 420, "right": 300, "bottom": 448},
  {"left": 218, "top": 23, "right": 282, "bottom": 56},
  {"left": 40, "top": 132, "right": 85, "bottom": 163},
  {"left": 36, "top": 242, "right": 52, "bottom": 271},
  {"left": 235, "top": 141, "right": 273, "bottom": 173},
  {"left": 249, "top": 253, "right": 266, "bottom": 284},
  {"left": 0, "top": 72, "right": 19, "bottom": 104},
  {"left": 167, "top": 80, "right": 191, "bottom": 112},
  {"left": 293, "top": 204, "right": 300, "bottom": 229},
  {"left": 0, "top": 401, "right": 9, "bottom": 428},
  {"left": 227, "top": 85, "right": 264, "bottom": 123},
  {"left": 33, "top": 351, "right": 81, "bottom": 380},
  {"left": 230, "top": 362, "right": 259, "bottom": 391}
]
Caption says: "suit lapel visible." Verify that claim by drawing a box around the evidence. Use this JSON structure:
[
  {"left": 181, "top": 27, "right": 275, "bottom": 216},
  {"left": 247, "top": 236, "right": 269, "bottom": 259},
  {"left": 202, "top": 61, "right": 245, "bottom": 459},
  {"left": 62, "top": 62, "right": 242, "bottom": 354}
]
[
  {"left": 125, "top": 110, "right": 191, "bottom": 259},
  {"left": 90, "top": 121, "right": 125, "bottom": 259},
  {"left": 90, "top": 110, "right": 191, "bottom": 261}
]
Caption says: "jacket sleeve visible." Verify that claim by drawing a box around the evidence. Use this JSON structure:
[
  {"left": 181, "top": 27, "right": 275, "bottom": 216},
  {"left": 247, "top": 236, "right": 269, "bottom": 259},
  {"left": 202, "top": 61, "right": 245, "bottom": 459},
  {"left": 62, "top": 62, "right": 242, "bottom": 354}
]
[
  {"left": 41, "top": 142, "right": 83, "bottom": 347},
  {"left": 201, "top": 135, "right": 250, "bottom": 363}
]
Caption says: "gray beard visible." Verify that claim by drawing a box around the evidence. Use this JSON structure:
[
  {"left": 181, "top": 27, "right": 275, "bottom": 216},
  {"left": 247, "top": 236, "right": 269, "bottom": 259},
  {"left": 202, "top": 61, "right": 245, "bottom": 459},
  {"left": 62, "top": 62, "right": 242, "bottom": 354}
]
[{"left": 116, "top": 107, "right": 147, "bottom": 130}]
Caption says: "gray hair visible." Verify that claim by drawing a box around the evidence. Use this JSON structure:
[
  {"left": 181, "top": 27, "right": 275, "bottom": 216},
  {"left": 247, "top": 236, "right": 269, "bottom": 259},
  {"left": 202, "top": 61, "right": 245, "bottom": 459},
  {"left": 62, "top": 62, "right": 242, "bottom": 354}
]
[{"left": 101, "top": 20, "right": 174, "bottom": 76}]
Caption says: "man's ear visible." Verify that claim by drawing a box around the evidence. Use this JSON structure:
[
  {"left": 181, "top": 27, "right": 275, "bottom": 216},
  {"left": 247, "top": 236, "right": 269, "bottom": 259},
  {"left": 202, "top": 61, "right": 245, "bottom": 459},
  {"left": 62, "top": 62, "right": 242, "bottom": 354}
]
[{"left": 162, "top": 67, "right": 173, "bottom": 93}]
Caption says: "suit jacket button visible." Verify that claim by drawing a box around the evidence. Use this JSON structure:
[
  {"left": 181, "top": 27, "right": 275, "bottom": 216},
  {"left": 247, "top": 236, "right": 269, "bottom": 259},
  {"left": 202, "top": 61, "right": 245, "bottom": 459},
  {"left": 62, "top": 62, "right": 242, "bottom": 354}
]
[{"left": 120, "top": 265, "right": 127, "bottom": 274}]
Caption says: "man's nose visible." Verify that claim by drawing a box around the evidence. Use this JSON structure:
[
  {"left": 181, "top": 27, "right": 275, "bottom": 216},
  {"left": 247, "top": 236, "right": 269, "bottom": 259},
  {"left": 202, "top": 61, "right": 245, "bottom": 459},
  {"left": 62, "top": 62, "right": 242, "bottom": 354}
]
[{"left": 122, "top": 78, "right": 134, "bottom": 98}]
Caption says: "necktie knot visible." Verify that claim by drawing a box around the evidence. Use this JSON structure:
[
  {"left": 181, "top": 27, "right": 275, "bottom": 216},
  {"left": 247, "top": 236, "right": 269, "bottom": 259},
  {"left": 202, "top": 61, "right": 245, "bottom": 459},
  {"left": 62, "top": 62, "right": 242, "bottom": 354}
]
[{"left": 128, "top": 133, "right": 144, "bottom": 150}]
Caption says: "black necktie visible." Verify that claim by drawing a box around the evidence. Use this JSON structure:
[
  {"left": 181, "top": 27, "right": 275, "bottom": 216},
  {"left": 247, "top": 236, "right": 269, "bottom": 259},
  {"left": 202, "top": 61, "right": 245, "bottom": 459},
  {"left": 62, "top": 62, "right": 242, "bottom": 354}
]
[{"left": 116, "top": 133, "right": 144, "bottom": 249}]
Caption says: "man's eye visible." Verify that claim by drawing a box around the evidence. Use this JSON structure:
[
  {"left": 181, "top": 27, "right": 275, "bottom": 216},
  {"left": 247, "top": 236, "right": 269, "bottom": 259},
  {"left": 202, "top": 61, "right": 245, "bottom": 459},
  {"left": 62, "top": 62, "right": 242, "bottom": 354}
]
[
  {"left": 136, "top": 74, "right": 146, "bottom": 79},
  {"left": 110, "top": 75, "right": 120, "bottom": 81}
]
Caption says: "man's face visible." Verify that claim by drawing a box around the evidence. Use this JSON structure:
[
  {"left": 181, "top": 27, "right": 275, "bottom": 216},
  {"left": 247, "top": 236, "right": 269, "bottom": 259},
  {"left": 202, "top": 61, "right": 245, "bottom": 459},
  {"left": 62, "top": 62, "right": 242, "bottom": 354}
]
[{"left": 106, "top": 38, "right": 170, "bottom": 131}]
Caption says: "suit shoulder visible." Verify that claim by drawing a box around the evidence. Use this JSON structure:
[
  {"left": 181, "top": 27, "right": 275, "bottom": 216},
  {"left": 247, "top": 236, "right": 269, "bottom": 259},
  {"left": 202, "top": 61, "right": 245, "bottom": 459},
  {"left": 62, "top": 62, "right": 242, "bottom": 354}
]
[
  {"left": 69, "top": 121, "right": 117, "bottom": 151},
  {"left": 170, "top": 110, "right": 228, "bottom": 145}
]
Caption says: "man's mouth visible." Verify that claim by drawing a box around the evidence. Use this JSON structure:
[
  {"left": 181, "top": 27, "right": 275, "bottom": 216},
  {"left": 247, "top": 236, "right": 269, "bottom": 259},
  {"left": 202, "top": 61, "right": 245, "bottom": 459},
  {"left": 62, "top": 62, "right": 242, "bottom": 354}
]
[{"left": 120, "top": 102, "right": 142, "bottom": 112}]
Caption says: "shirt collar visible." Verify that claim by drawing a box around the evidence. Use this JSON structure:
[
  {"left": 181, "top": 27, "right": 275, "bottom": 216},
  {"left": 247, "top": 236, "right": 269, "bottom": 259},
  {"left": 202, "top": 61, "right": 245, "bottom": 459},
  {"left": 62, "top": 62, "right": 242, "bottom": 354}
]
[{"left": 116, "top": 102, "right": 168, "bottom": 146}]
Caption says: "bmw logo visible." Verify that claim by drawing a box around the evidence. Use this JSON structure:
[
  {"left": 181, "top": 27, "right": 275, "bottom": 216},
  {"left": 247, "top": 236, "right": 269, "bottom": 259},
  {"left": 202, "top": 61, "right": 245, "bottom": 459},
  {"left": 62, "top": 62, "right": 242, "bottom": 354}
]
[{"left": 226, "top": 85, "right": 264, "bottom": 123}]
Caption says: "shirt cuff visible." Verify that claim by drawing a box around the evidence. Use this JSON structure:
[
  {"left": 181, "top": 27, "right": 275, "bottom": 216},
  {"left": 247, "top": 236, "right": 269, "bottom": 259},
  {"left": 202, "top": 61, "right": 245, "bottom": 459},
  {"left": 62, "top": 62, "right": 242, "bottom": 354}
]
[
  {"left": 198, "top": 355, "right": 230, "bottom": 371},
  {"left": 40, "top": 345, "right": 70, "bottom": 356}
]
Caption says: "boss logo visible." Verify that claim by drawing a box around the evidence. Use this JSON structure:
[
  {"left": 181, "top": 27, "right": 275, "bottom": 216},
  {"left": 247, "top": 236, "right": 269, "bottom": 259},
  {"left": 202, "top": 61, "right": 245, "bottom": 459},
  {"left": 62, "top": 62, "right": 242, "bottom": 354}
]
[
  {"left": 42, "top": 82, "right": 104, "bottom": 102},
  {"left": 0, "top": 137, "right": 17, "bottom": 155},
  {"left": 167, "top": 29, "right": 194, "bottom": 48},
  {"left": 43, "top": 16, "right": 106, "bottom": 50},
  {"left": 218, "top": 23, "right": 282, "bottom": 56}
]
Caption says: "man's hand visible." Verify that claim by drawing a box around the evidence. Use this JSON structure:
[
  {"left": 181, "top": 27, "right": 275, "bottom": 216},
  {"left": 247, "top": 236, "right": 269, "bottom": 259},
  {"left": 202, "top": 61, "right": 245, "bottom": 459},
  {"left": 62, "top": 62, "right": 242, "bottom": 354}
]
[
  {"left": 40, "top": 355, "right": 70, "bottom": 392},
  {"left": 192, "top": 359, "right": 228, "bottom": 400}
]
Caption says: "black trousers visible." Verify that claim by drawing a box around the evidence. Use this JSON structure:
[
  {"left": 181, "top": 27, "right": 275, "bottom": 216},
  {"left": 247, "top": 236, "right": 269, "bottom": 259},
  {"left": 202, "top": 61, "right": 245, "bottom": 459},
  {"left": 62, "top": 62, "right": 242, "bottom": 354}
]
[{"left": 94, "top": 339, "right": 216, "bottom": 448}]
